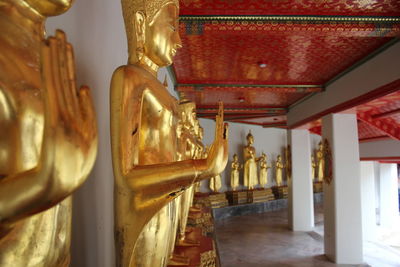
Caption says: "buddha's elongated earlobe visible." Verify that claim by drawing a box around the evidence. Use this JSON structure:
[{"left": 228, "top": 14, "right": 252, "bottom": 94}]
[{"left": 134, "top": 11, "right": 145, "bottom": 62}]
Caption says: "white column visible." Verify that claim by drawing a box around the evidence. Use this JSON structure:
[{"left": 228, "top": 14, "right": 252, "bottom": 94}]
[
  {"left": 322, "top": 113, "right": 363, "bottom": 264},
  {"left": 360, "top": 161, "right": 377, "bottom": 241},
  {"left": 287, "top": 129, "right": 314, "bottom": 231},
  {"left": 378, "top": 163, "right": 399, "bottom": 228}
]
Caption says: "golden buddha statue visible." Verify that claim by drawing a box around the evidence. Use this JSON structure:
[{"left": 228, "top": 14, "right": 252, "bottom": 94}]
[
  {"left": 243, "top": 131, "right": 259, "bottom": 189},
  {"left": 259, "top": 153, "right": 270, "bottom": 188},
  {"left": 316, "top": 141, "right": 324, "bottom": 182},
  {"left": 110, "top": 0, "right": 229, "bottom": 266},
  {"left": 176, "top": 101, "right": 200, "bottom": 247},
  {"left": 0, "top": 0, "right": 98, "bottom": 266},
  {"left": 194, "top": 125, "right": 205, "bottom": 193},
  {"left": 275, "top": 155, "right": 284, "bottom": 186},
  {"left": 311, "top": 155, "right": 317, "bottom": 181},
  {"left": 209, "top": 173, "right": 222, "bottom": 193},
  {"left": 230, "top": 154, "right": 241, "bottom": 191}
]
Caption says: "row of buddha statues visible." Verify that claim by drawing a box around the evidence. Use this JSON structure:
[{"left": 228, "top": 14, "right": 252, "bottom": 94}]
[
  {"left": 0, "top": 0, "right": 228, "bottom": 267},
  {"left": 208, "top": 133, "right": 327, "bottom": 193}
]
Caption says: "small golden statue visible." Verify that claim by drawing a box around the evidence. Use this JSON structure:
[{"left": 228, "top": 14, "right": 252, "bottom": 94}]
[
  {"left": 210, "top": 173, "right": 222, "bottom": 193},
  {"left": 230, "top": 154, "right": 241, "bottom": 191},
  {"left": 111, "top": 0, "right": 229, "bottom": 266},
  {"left": 0, "top": 0, "right": 97, "bottom": 266},
  {"left": 275, "top": 155, "right": 285, "bottom": 186},
  {"left": 311, "top": 155, "right": 317, "bottom": 181},
  {"left": 316, "top": 141, "right": 325, "bottom": 182},
  {"left": 258, "top": 153, "right": 270, "bottom": 188},
  {"left": 243, "top": 131, "right": 258, "bottom": 189}
]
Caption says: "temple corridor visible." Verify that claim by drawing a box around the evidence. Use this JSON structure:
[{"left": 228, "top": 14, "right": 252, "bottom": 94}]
[{"left": 214, "top": 207, "right": 400, "bottom": 267}]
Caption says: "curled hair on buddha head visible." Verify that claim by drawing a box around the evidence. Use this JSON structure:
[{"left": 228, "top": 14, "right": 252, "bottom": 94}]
[{"left": 121, "top": 0, "right": 179, "bottom": 63}]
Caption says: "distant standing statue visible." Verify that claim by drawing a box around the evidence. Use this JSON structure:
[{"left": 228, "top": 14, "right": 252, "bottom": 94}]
[
  {"left": 210, "top": 173, "right": 222, "bottom": 193},
  {"left": 244, "top": 131, "right": 259, "bottom": 189},
  {"left": 275, "top": 155, "right": 285, "bottom": 186},
  {"left": 316, "top": 141, "right": 325, "bottom": 182},
  {"left": 259, "top": 153, "right": 270, "bottom": 188},
  {"left": 311, "top": 155, "right": 317, "bottom": 181},
  {"left": 230, "top": 154, "right": 242, "bottom": 191}
]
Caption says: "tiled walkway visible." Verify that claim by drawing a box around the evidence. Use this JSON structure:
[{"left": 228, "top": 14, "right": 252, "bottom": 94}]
[{"left": 215, "top": 208, "right": 400, "bottom": 267}]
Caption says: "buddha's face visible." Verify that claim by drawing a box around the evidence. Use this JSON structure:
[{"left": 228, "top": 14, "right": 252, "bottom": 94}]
[
  {"left": 277, "top": 155, "right": 281, "bottom": 161},
  {"left": 233, "top": 154, "right": 237, "bottom": 161},
  {"left": 144, "top": 4, "right": 182, "bottom": 66},
  {"left": 247, "top": 135, "right": 254, "bottom": 145},
  {"left": 24, "top": 0, "right": 73, "bottom": 16}
]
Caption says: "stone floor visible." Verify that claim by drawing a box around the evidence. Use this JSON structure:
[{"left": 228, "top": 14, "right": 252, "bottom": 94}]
[{"left": 215, "top": 207, "right": 400, "bottom": 267}]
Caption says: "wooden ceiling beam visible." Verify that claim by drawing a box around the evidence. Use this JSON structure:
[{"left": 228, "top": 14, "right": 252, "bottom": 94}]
[{"left": 371, "top": 108, "right": 400, "bottom": 120}]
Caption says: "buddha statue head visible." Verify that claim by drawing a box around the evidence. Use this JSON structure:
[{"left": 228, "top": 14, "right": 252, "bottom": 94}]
[
  {"left": 233, "top": 153, "right": 238, "bottom": 162},
  {"left": 23, "top": 0, "right": 73, "bottom": 17},
  {"left": 178, "top": 100, "right": 196, "bottom": 131},
  {"left": 121, "top": 0, "right": 182, "bottom": 66},
  {"left": 318, "top": 141, "right": 323, "bottom": 151},
  {"left": 246, "top": 130, "right": 254, "bottom": 145},
  {"left": 261, "top": 152, "right": 266, "bottom": 161},
  {"left": 277, "top": 155, "right": 282, "bottom": 162}
]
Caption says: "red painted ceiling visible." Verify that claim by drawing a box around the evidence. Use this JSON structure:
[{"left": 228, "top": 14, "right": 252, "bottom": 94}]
[
  {"left": 305, "top": 90, "right": 400, "bottom": 141},
  {"left": 173, "top": 0, "right": 400, "bottom": 134},
  {"left": 180, "top": 0, "right": 400, "bottom": 16}
]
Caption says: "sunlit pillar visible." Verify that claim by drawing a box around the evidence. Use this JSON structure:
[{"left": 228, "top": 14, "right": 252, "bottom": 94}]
[
  {"left": 322, "top": 113, "right": 363, "bottom": 264},
  {"left": 287, "top": 129, "right": 314, "bottom": 231},
  {"left": 360, "top": 161, "right": 377, "bottom": 241},
  {"left": 378, "top": 163, "right": 399, "bottom": 228}
]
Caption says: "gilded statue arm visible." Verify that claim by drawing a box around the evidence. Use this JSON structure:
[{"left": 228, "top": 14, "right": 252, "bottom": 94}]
[
  {"left": 0, "top": 32, "right": 97, "bottom": 224},
  {"left": 110, "top": 67, "right": 228, "bottom": 201}
]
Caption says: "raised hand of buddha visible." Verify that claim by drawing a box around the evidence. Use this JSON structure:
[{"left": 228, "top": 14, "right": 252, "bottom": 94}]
[
  {"left": 43, "top": 30, "right": 97, "bottom": 197},
  {"left": 198, "top": 102, "right": 228, "bottom": 179},
  {"left": 0, "top": 30, "right": 97, "bottom": 224}
]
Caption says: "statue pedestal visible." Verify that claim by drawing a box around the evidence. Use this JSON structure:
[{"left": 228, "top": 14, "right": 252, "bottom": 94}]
[
  {"left": 208, "top": 193, "right": 229, "bottom": 208},
  {"left": 226, "top": 191, "right": 248, "bottom": 205},
  {"left": 272, "top": 186, "right": 288, "bottom": 199},
  {"left": 313, "top": 181, "right": 323, "bottom": 193},
  {"left": 170, "top": 201, "right": 220, "bottom": 267},
  {"left": 250, "top": 188, "right": 275, "bottom": 203}
]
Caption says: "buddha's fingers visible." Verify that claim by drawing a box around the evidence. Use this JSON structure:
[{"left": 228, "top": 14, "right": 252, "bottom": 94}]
[
  {"left": 77, "top": 85, "right": 97, "bottom": 142},
  {"left": 65, "top": 41, "right": 81, "bottom": 124},
  {"left": 55, "top": 30, "right": 74, "bottom": 121},
  {"left": 223, "top": 123, "right": 229, "bottom": 140},
  {"left": 41, "top": 43, "right": 58, "bottom": 127},
  {"left": 49, "top": 36, "right": 68, "bottom": 122}
]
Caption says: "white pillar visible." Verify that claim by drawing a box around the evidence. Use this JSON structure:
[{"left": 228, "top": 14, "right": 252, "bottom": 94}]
[
  {"left": 287, "top": 129, "right": 314, "bottom": 231},
  {"left": 360, "top": 161, "right": 377, "bottom": 241},
  {"left": 322, "top": 113, "right": 363, "bottom": 264},
  {"left": 378, "top": 163, "right": 399, "bottom": 228}
]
